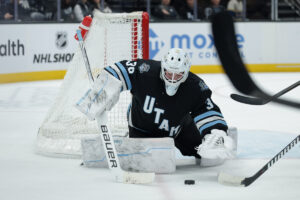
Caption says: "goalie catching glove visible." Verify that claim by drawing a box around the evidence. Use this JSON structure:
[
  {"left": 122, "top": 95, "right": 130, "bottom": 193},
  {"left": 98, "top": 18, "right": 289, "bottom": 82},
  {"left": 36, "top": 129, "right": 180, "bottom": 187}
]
[
  {"left": 75, "top": 70, "right": 122, "bottom": 121},
  {"left": 196, "top": 129, "right": 235, "bottom": 160}
]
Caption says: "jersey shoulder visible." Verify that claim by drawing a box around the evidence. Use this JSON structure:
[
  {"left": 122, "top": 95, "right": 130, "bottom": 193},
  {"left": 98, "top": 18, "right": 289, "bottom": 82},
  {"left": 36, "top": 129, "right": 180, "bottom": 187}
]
[
  {"left": 181, "top": 73, "right": 212, "bottom": 109},
  {"left": 118, "top": 59, "right": 161, "bottom": 76},
  {"left": 136, "top": 59, "right": 161, "bottom": 75},
  {"left": 185, "top": 72, "right": 211, "bottom": 92}
]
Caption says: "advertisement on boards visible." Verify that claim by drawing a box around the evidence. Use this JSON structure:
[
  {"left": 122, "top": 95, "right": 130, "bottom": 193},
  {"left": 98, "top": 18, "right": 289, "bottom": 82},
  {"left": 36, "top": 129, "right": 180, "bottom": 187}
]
[
  {"left": 149, "top": 22, "right": 300, "bottom": 65},
  {"left": 1, "top": 22, "right": 300, "bottom": 80},
  {"left": 0, "top": 24, "right": 77, "bottom": 74},
  {"left": 149, "top": 23, "right": 245, "bottom": 64}
]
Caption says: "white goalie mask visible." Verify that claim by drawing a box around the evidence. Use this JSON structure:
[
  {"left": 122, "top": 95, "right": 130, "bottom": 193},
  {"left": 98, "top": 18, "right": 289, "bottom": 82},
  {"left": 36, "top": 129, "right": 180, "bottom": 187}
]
[{"left": 160, "top": 48, "right": 191, "bottom": 96}]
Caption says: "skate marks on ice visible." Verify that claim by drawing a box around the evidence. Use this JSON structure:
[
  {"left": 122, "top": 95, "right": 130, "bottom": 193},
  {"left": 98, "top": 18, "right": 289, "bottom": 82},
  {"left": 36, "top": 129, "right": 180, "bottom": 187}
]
[
  {"left": 0, "top": 83, "right": 58, "bottom": 111},
  {"left": 237, "top": 130, "right": 300, "bottom": 159}
]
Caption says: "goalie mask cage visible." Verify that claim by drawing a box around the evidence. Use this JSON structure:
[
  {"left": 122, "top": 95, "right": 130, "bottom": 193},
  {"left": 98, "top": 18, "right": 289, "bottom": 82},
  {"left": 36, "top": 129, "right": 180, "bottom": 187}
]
[{"left": 36, "top": 11, "right": 149, "bottom": 158}]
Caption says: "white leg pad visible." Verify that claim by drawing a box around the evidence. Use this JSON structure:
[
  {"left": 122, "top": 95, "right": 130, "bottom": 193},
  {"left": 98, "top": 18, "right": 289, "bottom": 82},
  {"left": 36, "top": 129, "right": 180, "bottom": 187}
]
[{"left": 81, "top": 137, "right": 175, "bottom": 173}]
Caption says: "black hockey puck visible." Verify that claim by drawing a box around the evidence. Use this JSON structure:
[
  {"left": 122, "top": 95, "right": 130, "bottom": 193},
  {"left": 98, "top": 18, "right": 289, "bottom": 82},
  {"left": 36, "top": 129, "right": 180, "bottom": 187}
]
[{"left": 184, "top": 180, "right": 195, "bottom": 185}]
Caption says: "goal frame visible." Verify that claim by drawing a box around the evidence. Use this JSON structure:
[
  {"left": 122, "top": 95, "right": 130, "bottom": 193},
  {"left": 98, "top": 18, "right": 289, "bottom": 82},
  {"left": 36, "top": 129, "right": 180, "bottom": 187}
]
[{"left": 36, "top": 11, "right": 149, "bottom": 158}]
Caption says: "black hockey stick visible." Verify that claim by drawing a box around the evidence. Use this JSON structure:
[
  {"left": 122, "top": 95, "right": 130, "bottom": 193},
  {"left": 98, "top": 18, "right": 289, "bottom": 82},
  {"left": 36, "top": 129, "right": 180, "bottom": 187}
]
[
  {"left": 218, "top": 134, "right": 300, "bottom": 186},
  {"left": 231, "top": 80, "right": 300, "bottom": 105},
  {"left": 211, "top": 11, "right": 300, "bottom": 109}
]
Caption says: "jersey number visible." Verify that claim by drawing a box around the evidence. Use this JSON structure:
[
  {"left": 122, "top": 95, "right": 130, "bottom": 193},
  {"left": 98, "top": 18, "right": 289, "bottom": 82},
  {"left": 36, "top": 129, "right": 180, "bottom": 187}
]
[
  {"left": 126, "top": 61, "right": 136, "bottom": 74},
  {"left": 206, "top": 98, "right": 214, "bottom": 110}
]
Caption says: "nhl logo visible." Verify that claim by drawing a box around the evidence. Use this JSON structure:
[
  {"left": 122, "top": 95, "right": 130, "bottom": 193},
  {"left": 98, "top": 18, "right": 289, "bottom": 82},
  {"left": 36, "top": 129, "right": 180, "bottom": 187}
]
[
  {"left": 138, "top": 63, "right": 150, "bottom": 73},
  {"left": 56, "top": 32, "right": 68, "bottom": 49}
]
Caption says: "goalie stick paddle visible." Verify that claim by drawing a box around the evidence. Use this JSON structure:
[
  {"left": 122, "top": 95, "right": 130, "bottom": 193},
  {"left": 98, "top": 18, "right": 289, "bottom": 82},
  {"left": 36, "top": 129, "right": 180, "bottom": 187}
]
[
  {"left": 96, "top": 114, "right": 155, "bottom": 184},
  {"left": 218, "top": 134, "right": 300, "bottom": 187},
  {"left": 231, "top": 80, "right": 300, "bottom": 105},
  {"left": 76, "top": 30, "right": 155, "bottom": 184},
  {"left": 211, "top": 11, "right": 300, "bottom": 109}
]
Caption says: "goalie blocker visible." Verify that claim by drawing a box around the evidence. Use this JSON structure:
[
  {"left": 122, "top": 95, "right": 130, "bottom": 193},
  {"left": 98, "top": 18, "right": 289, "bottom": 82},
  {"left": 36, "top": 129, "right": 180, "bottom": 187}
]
[{"left": 75, "top": 70, "right": 122, "bottom": 121}]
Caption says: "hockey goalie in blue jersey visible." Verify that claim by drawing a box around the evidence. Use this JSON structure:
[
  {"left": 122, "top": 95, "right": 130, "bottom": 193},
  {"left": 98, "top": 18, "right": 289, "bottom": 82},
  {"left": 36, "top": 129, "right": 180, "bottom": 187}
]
[{"left": 77, "top": 48, "right": 235, "bottom": 166}]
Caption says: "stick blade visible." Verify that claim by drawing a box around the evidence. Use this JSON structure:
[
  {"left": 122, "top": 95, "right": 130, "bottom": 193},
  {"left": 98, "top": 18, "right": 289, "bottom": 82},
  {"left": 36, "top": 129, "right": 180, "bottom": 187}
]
[
  {"left": 116, "top": 172, "right": 155, "bottom": 184},
  {"left": 230, "top": 94, "right": 266, "bottom": 105},
  {"left": 217, "top": 172, "right": 245, "bottom": 187}
]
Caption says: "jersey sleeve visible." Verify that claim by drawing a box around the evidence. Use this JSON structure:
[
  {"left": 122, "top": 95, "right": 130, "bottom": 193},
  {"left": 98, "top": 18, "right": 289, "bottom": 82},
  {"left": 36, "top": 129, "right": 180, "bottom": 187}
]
[
  {"left": 103, "top": 60, "right": 144, "bottom": 92},
  {"left": 190, "top": 79, "right": 228, "bottom": 136}
]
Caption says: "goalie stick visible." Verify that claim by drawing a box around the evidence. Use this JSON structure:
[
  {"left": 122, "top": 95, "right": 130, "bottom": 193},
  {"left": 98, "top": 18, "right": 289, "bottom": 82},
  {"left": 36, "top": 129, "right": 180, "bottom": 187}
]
[
  {"left": 76, "top": 30, "right": 155, "bottom": 184},
  {"left": 231, "top": 80, "right": 300, "bottom": 105},
  {"left": 211, "top": 11, "right": 300, "bottom": 109},
  {"left": 218, "top": 134, "right": 300, "bottom": 186}
]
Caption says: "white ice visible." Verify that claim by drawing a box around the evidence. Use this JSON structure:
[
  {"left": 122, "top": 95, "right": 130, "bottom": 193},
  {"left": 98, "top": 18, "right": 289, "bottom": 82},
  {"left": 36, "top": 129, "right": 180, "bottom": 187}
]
[{"left": 0, "top": 72, "right": 299, "bottom": 200}]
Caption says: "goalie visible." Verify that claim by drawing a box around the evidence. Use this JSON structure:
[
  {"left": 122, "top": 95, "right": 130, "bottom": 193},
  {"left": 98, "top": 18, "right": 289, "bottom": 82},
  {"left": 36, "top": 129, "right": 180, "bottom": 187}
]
[{"left": 77, "top": 48, "right": 235, "bottom": 166}]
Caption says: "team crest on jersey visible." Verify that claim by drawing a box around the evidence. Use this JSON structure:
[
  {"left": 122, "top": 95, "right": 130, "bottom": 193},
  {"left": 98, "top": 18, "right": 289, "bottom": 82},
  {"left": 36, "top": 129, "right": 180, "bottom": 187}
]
[
  {"left": 199, "top": 80, "right": 209, "bottom": 91},
  {"left": 138, "top": 63, "right": 150, "bottom": 73}
]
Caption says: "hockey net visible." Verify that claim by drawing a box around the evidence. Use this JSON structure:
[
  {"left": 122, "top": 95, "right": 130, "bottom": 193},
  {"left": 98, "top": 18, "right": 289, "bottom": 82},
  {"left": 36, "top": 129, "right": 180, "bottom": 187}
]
[{"left": 36, "top": 10, "right": 149, "bottom": 158}]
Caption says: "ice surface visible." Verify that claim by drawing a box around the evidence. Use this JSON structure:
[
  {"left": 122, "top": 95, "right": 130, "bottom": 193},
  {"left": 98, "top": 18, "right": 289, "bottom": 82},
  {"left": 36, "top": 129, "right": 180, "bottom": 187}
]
[{"left": 0, "top": 73, "right": 299, "bottom": 200}]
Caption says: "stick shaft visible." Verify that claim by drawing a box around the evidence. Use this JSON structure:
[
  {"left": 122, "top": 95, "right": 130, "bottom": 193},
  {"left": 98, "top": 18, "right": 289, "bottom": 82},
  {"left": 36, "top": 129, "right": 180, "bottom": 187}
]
[
  {"left": 76, "top": 30, "right": 94, "bottom": 86},
  {"left": 96, "top": 116, "right": 123, "bottom": 177},
  {"left": 218, "top": 135, "right": 300, "bottom": 187},
  {"left": 243, "top": 135, "right": 300, "bottom": 186},
  {"left": 76, "top": 30, "right": 122, "bottom": 175}
]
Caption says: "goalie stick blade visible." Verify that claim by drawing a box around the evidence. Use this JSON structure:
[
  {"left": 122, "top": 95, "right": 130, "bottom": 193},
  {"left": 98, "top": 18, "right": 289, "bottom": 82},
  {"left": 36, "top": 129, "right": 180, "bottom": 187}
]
[
  {"left": 218, "top": 172, "right": 255, "bottom": 187},
  {"left": 117, "top": 171, "right": 155, "bottom": 184},
  {"left": 230, "top": 94, "right": 267, "bottom": 105},
  {"left": 212, "top": 12, "right": 300, "bottom": 109},
  {"left": 217, "top": 172, "right": 245, "bottom": 187}
]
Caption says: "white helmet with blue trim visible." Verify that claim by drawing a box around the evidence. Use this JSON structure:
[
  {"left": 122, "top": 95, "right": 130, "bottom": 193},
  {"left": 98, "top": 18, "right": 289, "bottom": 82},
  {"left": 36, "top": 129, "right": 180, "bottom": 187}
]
[{"left": 161, "top": 48, "right": 191, "bottom": 96}]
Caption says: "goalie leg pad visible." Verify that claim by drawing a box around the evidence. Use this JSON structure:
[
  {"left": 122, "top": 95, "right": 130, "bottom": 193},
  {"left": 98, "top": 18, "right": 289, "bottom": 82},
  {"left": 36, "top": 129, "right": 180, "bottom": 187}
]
[
  {"left": 75, "top": 70, "right": 122, "bottom": 121},
  {"left": 81, "top": 136, "right": 176, "bottom": 173}
]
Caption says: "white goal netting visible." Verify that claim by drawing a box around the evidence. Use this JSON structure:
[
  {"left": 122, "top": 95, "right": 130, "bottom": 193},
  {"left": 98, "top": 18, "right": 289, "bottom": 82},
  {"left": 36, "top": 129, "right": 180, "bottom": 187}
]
[{"left": 36, "top": 11, "right": 149, "bottom": 158}]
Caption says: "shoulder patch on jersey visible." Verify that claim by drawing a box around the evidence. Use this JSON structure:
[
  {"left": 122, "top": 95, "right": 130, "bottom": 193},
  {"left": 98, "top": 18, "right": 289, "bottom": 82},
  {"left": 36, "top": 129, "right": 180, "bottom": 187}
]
[
  {"left": 138, "top": 63, "right": 150, "bottom": 73},
  {"left": 199, "top": 80, "right": 209, "bottom": 91}
]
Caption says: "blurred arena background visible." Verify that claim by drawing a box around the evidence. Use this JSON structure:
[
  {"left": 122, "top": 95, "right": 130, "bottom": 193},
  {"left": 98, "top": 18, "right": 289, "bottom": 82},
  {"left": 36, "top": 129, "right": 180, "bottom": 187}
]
[{"left": 1, "top": 0, "right": 300, "bottom": 83}]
